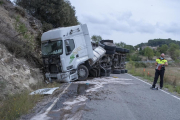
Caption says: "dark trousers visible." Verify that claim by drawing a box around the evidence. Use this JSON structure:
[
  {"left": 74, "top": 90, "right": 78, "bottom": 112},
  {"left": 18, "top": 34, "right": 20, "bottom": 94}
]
[{"left": 152, "top": 69, "right": 165, "bottom": 88}]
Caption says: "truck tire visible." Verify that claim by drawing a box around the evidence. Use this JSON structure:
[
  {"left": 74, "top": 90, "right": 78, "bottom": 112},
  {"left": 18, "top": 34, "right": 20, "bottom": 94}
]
[
  {"left": 100, "top": 71, "right": 111, "bottom": 76},
  {"left": 113, "top": 69, "right": 121, "bottom": 74},
  {"left": 106, "top": 50, "right": 115, "bottom": 55},
  {"left": 125, "top": 69, "right": 128, "bottom": 73},
  {"left": 101, "top": 68, "right": 111, "bottom": 73},
  {"left": 116, "top": 47, "right": 124, "bottom": 52},
  {"left": 126, "top": 49, "right": 130, "bottom": 53},
  {"left": 124, "top": 49, "right": 129, "bottom": 53},
  {"left": 121, "top": 69, "right": 125, "bottom": 74},
  {"left": 99, "top": 40, "right": 116, "bottom": 51},
  {"left": 78, "top": 65, "right": 89, "bottom": 81},
  {"left": 122, "top": 49, "right": 130, "bottom": 53},
  {"left": 100, "top": 68, "right": 111, "bottom": 76}
]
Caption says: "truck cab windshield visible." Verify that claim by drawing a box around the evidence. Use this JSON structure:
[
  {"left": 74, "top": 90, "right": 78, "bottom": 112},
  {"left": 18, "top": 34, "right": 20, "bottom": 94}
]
[{"left": 42, "top": 40, "right": 63, "bottom": 56}]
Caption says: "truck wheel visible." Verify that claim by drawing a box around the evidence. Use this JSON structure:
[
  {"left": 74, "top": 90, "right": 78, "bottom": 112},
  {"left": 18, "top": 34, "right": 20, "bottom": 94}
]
[
  {"left": 125, "top": 69, "right": 128, "bottom": 73},
  {"left": 126, "top": 49, "right": 130, "bottom": 53},
  {"left": 106, "top": 50, "right": 115, "bottom": 55},
  {"left": 124, "top": 49, "right": 129, "bottom": 53},
  {"left": 121, "top": 69, "right": 125, "bottom": 74},
  {"left": 116, "top": 47, "right": 124, "bottom": 53},
  {"left": 78, "top": 65, "right": 89, "bottom": 81},
  {"left": 113, "top": 69, "right": 121, "bottom": 74},
  {"left": 100, "top": 71, "right": 111, "bottom": 76},
  {"left": 99, "top": 40, "right": 116, "bottom": 51},
  {"left": 101, "top": 68, "right": 111, "bottom": 73}
]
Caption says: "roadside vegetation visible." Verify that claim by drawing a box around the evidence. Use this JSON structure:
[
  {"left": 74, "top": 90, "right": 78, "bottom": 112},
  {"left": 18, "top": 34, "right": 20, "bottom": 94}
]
[
  {"left": 0, "top": 0, "right": 4, "bottom": 5},
  {"left": 126, "top": 61, "right": 180, "bottom": 94},
  {"left": 0, "top": 0, "right": 79, "bottom": 119},
  {"left": 0, "top": 82, "right": 60, "bottom": 120}
]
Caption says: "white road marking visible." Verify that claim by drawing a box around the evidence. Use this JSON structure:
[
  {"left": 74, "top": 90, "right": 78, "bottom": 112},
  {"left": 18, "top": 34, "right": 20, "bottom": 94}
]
[
  {"left": 160, "top": 89, "right": 170, "bottom": 95},
  {"left": 30, "top": 83, "right": 71, "bottom": 120},
  {"left": 126, "top": 73, "right": 180, "bottom": 101},
  {"left": 45, "top": 83, "right": 71, "bottom": 114},
  {"left": 127, "top": 74, "right": 151, "bottom": 85}
]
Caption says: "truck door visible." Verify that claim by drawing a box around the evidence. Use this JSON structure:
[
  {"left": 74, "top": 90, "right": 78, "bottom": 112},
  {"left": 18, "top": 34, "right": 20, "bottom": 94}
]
[{"left": 63, "top": 39, "right": 76, "bottom": 71}]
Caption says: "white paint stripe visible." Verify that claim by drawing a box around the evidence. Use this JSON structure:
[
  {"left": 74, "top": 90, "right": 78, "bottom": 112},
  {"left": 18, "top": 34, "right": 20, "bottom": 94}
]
[
  {"left": 172, "top": 95, "right": 180, "bottom": 100},
  {"left": 127, "top": 74, "right": 151, "bottom": 85},
  {"left": 160, "top": 89, "right": 170, "bottom": 95},
  {"left": 45, "top": 83, "right": 71, "bottom": 114},
  {"left": 126, "top": 73, "right": 180, "bottom": 101}
]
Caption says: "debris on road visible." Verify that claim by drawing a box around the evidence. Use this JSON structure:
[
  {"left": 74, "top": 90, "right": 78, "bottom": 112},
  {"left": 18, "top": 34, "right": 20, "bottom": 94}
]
[{"left": 30, "top": 87, "right": 59, "bottom": 95}]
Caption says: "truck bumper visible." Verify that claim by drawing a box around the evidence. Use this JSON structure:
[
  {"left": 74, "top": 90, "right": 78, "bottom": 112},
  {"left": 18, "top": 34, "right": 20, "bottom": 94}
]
[{"left": 45, "top": 72, "right": 78, "bottom": 82}]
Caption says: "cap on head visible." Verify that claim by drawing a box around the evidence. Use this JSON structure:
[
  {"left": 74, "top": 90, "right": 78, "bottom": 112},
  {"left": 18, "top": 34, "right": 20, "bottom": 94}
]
[{"left": 161, "top": 53, "right": 165, "bottom": 58}]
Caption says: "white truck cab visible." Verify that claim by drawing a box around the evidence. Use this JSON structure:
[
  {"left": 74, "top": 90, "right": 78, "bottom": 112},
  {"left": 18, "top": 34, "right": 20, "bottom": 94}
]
[{"left": 41, "top": 24, "right": 104, "bottom": 82}]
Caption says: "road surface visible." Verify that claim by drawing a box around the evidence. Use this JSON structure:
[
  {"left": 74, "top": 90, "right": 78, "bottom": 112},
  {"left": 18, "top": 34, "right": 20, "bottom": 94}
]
[{"left": 29, "top": 74, "right": 180, "bottom": 120}]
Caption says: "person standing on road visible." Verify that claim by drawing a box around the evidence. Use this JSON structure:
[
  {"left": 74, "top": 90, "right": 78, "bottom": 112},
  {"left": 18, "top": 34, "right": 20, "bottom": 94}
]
[{"left": 151, "top": 53, "right": 168, "bottom": 89}]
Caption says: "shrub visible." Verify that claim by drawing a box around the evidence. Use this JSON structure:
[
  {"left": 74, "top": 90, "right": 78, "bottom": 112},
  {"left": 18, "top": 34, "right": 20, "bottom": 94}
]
[
  {"left": 175, "top": 86, "right": 180, "bottom": 94},
  {"left": 43, "top": 22, "right": 53, "bottom": 32},
  {"left": 0, "top": 0, "right": 4, "bottom": 5},
  {"left": 0, "top": 81, "right": 6, "bottom": 90},
  {"left": 14, "top": 7, "right": 26, "bottom": 17},
  {"left": 0, "top": 39, "right": 42, "bottom": 67}
]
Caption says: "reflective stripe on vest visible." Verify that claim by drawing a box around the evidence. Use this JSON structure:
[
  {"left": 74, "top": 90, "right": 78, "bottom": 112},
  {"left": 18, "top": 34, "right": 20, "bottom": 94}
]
[{"left": 156, "top": 58, "right": 167, "bottom": 64}]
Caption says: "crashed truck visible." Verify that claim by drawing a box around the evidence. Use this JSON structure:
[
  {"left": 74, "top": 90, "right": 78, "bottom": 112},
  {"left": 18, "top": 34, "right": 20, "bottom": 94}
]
[{"left": 41, "top": 24, "right": 129, "bottom": 82}]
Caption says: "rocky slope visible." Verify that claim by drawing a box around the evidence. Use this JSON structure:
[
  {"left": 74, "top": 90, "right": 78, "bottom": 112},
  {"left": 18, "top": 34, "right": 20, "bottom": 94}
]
[{"left": 0, "top": 0, "right": 44, "bottom": 100}]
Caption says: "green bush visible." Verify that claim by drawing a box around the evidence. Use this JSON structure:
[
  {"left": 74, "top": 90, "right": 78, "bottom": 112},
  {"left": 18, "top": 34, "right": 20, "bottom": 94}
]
[
  {"left": 175, "top": 86, "right": 180, "bottom": 94},
  {"left": 14, "top": 7, "right": 26, "bottom": 17},
  {"left": 0, "top": 81, "right": 6, "bottom": 90},
  {"left": 42, "top": 22, "right": 53, "bottom": 32},
  {"left": 0, "top": 39, "right": 42, "bottom": 67},
  {"left": 0, "top": 0, "right": 4, "bottom": 5}
]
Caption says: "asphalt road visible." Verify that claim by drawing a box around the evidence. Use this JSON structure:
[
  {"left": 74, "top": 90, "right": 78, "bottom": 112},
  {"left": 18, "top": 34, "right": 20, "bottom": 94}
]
[{"left": 30, "top": 74, "right": 180, "bottom": 120}]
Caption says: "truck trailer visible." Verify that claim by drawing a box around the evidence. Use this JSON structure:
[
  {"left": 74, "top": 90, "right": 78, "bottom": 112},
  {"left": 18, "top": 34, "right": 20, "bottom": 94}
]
[{"left": 41, "top": 24, "right": 129, "bottom": 82}]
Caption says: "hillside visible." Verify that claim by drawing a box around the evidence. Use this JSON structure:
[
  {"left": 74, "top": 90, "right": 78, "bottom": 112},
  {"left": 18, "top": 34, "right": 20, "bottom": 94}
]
[
  {"left": 135, "top": 38, "right": 180, "bottom": 48},
  {"left": 0, "top": 0, "right": 43, "bottom": 100}
]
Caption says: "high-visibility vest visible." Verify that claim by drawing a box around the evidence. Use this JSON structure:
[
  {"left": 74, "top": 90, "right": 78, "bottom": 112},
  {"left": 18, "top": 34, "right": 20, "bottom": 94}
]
[
  {"left": 156, "top": 58, "right": 167, "bottom": 70},
  {"left": 156, "top": 58, "right": 167, "bottom": 64}
]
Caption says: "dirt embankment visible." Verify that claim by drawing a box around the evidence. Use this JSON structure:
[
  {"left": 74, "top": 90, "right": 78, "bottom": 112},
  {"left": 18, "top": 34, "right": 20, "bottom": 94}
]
[{"left": 0, "top": 0, "right": 44, "bottom": 100}]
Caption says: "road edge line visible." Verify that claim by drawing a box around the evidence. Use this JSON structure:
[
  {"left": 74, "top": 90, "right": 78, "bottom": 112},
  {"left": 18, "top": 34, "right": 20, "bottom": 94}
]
[
  {"left": 127, "top": 73, "right": 151, "bottom": 85},
  {"left": 126, "top": 73, "right": 180, "bottom": 101},
  {"left": 45, "top": 83, "right": 71, "bottom": 114}
]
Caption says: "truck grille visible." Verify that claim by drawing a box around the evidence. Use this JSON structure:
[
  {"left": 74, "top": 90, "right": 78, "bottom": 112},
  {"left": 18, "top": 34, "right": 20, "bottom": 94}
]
[{"left": 50, "top": 64, "right": 58, "bottom": 73}]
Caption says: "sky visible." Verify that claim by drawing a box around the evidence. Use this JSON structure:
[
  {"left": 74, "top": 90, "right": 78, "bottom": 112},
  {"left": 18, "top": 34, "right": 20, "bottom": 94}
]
[
  {"left": 10, "top": 0, "right": 180, "bottom": 46},
  {"left": 69, "top": 0, "right": 180, "bottom": 46}
]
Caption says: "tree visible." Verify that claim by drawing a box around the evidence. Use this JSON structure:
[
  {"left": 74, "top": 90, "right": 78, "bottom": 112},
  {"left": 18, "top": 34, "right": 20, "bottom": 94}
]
[
  {"left": 115, "top": 42, "right": 126, "bottom": 48},
  {"left": 144, "top": 47, "right": 154, "bottom": 60},
  {"left": 169, "top": 43, "right": 180, "bottom": 60},
  {"left": 155, "top": 51, "right": 161, "bottom": 57},
  {"left": 16, "top": 0, "right": 79, "bottom": 31},
  {"left": 174, "top": 50, "right": 180, "bottom": 60},
  {"left": 158, "top": 44, "right": 168, "bottom": 54},
  {"left": 91, "top": 35, "right": 102, "bottom": 43}
]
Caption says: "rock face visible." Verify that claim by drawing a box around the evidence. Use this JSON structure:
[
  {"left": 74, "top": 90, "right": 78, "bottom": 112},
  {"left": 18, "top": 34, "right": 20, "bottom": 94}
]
[
  {"left": 0, "top": 44, "right": 44, "bottom": 100},
  {"left": 0, "top": 0, "right": 44, "bottom": 100}
]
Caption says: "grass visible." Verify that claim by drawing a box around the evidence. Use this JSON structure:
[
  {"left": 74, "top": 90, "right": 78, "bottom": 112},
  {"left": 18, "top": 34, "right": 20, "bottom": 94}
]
[
  {"left": 0, "top": 91, "right": 43, "bottom": 120},
  {"left": 126, "top": 61, "right": 180, "bottom": 94},
  {"left": 0, "top": 81, "right": 61, "bottom": 120}
]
